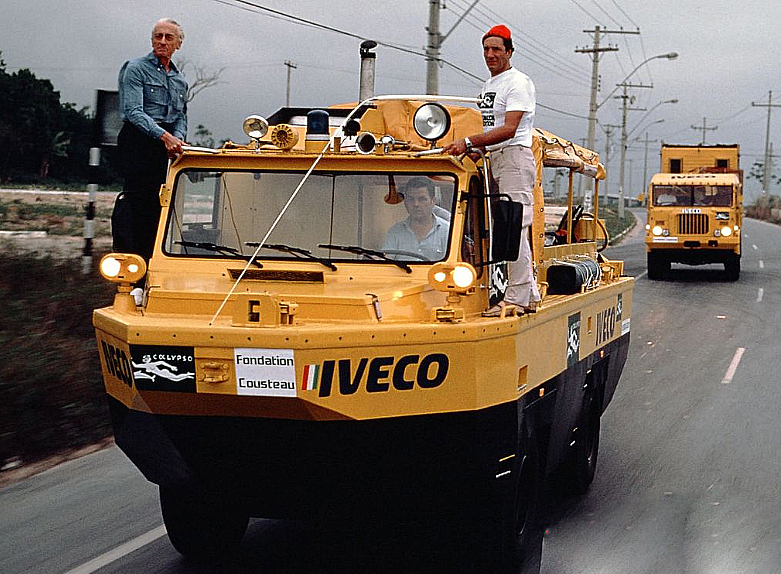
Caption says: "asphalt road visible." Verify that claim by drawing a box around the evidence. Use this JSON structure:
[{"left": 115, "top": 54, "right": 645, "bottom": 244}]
[{"left": 2, "top": 211, "right": 780, "bottom": 574}]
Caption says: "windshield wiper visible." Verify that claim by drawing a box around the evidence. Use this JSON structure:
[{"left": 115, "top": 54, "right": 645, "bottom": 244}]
[
  {"left": 175, "top": 240, "right": 263, "bottom": 268},
  {"left": 319, "top": 243, "right": 412, "bottom": 273},
  {"left": 245, "top": 242, "right": 337, "bottom": 271}
]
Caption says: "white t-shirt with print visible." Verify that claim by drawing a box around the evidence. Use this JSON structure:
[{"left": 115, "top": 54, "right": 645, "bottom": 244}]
[{"left": 479, "top": 67, "right": 535, "bottom": 151}]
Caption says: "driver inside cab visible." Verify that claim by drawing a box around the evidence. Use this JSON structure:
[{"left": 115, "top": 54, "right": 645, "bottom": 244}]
[{"left": 382, "top": 177, "right": 449, "bottom": 261}]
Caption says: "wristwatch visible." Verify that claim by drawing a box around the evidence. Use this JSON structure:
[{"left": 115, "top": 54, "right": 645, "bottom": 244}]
[{"left": 464, "top": 137, "right": 473, "bottom": 150}]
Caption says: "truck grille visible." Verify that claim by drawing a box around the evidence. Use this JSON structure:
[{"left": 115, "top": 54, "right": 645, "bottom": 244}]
[{"left": 676, "top": 213, "right": 709, "bottom": 235}]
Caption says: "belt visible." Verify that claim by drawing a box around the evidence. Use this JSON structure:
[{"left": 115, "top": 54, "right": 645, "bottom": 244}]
[{"left": 490, "top": 144, "right": 530, "bottom": 155}]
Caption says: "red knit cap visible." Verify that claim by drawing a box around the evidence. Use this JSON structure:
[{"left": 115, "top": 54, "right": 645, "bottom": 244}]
[{"left": 482, "top": 24, "right": 512, "bottom": 43}]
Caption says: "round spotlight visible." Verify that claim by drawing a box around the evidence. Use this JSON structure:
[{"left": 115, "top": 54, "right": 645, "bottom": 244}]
[
  {"left": 433, "top": 271, "right": 447, "bottom": 283},
  {"left": 452, "top": 265, "right": 476, "bottom": 289},
  {"left": 413, "top": 103, "right": 451, "bottom": 142},
  {"left": 243, "top": 115, "right": 269, "bottom": 140},
  {"left": 99, "top": 253, "right": 147, "bottom": 284},
  {"left": 101, "top": 256, "right": 121, "bottom": 278}
]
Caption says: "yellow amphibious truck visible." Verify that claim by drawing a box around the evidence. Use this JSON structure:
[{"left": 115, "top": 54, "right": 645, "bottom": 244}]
[
  {"left": 94, "top": 96, "right": 633, "bottom": 570},
  {"left": 646, "top": 144, "right": 743, "bottom": 280}
]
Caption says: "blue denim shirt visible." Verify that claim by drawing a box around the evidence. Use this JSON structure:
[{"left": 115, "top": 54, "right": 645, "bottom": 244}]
[{"left": 118, "top": 52, "right": 188, "bottom": 140}]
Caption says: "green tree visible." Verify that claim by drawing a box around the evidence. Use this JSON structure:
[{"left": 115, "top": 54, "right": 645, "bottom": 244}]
[
  {"left": 0, "top": 52, "right": 93, "bottom": 183},
  {"left": 748, "top": 160, "right": 780, "bottom": 190}
]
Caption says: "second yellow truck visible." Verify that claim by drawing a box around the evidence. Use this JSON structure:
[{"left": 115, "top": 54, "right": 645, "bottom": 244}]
[{"left": 646, "top": 144, "right": 742, "bottom": 280}]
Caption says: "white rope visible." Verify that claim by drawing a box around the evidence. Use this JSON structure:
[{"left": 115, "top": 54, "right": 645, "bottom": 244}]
[{"left": 209, "top": 96, "right": 376, "bottom": 325}]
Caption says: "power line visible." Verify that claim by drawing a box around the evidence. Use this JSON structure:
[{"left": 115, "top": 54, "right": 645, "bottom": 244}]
[
  {"left": 218, "top": 0, "right": 427, "bottom": 59},
  {"left": 463, "top": 0, "right": 592, "bottom": 82},
  {"left": 537, "top": 103, "right": 590, "bottom": 120},
  {"left": 588, "top": 0, "right": 623, "bottom": 28},
  {"left": 609, "top": 0, "right": 641, "bottom": 28},
  {"left": 444, "top": 0, "right": 591, "bottom": 85},
  {"left": 568, "top": 0, "right": 599, "bottom": 21}
]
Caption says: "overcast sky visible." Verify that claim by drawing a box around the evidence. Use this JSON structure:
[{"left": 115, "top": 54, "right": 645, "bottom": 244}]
[{"left": 2, "top": 0, "right": 779, "bottom": 200}]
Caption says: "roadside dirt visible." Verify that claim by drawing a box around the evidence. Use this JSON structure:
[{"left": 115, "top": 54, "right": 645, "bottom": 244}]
[
  {"left": 0, "top": 438, "right": 116, "bottom": 488},
  {"left": 0, "top": 189, "right": 116, "bottom": 258}
]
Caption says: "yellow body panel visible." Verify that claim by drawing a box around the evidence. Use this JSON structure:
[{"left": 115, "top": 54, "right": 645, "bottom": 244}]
[
  {"left": 94, "top": 97, "right": 631, "bottom": 434},
  {"left": 660, "top": 144, "right": 740, "bottom": 173}
]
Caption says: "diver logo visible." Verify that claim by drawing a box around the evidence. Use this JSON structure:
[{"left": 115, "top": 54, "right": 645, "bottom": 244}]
[{"left": 130, "top": 345, "right": 196, "bottom": 392}]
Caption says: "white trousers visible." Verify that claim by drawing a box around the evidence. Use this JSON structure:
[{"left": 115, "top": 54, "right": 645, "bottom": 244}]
[{"left": 490, "top": 145, "right": 541, "bottom": 307}]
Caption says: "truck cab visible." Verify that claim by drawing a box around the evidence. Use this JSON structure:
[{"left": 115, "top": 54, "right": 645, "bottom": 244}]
[
  {"left": 645, "top": 171, "right": 742, "bottom": 280},
  {"left": 94, "top": 96, "right": 633, "bottom": 571}
]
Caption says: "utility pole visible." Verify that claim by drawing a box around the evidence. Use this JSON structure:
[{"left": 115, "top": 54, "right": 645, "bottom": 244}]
[
  {"left": 616, "top": 82, "right": 652, "bottom": 219},
  {"left": 426, "top": 0, "right": 480, "bottom": 94},
  {"left": 425, "top": 0, "right": 441, "bottom": 94},
  {"left": 636, "top": 132, "right": 657, "bottom": 205},
  {"left": 284, "top": 61, "right": 297, "bottom": 107},
  {"left": 576, "top": 26, "right": 638, "bottom": 202},
  {"left": 603, "top": 124, "right": 621, "bottom": 206},
  {"left": 752, "top": 91, "right": 781, "bottom": 193},
  {"left": 690, "top": 117, "right": 717, "bottom": 144}
]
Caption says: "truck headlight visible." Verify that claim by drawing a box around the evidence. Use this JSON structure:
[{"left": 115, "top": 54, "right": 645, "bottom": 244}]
[
  {"left": 652, "top": 226, "right": 663, "bottom": 236},
  {"left": 720, "top": 226, "right": 732, "bottom": 237},
  {"left": 428, "top": 262, "right": 476, "bottom": 293},
  {"left": 100, "top": 253, "right": 147, "bottom": 284}
]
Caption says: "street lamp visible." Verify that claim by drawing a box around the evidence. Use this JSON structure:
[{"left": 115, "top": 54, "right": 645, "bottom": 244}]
[
  {"left": 627, "top": 99, "right": 678, "bottom": 140},
  {"left": 597, "top": 53, "right": 678, "bottom": 110},
  {"left": 631, "top": 119, "right": 665, "bottom": 205},
  {"left": 584, "top": 51, "right": 678, "bottom": 205},
  {"left": 615, "top": 88, "right": 678, "bottom": 220}
]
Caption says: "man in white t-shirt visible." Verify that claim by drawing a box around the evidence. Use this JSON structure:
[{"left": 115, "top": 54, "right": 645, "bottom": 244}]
[{"left": 444, "top": 24, "right": 540, "bottom": 316}]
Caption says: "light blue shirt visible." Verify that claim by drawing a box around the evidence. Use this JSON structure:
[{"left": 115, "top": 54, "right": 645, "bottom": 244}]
[
  {"left": 382, "top": 215, "right": 449, "bottom": 261},
  {"left": 118, "top": 52, "right": 188, "bottom": 140}
]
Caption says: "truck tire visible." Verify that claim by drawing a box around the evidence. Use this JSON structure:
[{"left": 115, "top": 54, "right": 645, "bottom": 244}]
[
  {"left": 160, "top": 486, "right": 249, "bottom": 560},
  {"left": 647, "top": 252, "right": 668, "bottom": 280},
  {"left": 499, "top": 430, "right": 544, "bottom": 574},
  {"left": 568, "top": 391, "right": 601, "bottom": 495},
  {"left": 724, "top": 254, "right": 740, "bottom": 281}
]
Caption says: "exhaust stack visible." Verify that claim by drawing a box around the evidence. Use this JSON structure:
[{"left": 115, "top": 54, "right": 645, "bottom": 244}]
[{"left": 359, "top": 40, "right": 377, "bottom": 102}]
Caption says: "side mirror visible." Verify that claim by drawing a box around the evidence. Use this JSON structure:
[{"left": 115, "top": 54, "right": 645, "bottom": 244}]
[{"left": 491, "top": 200, "right": 522, "bottom": 262}]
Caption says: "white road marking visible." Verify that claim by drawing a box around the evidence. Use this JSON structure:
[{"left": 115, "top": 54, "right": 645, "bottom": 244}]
[
  {"left": 721, "top": 347, "right": 746, "bottom": 385},
  {"left": 63, "top": 525, "right": 167, "bottom": 574},
  {"left": 759, "top": 260, "right": 764, "bottom": 269},
  {"left": 752, "top": 244, "right": 758, "bottom": 250},
  {"left": 757, "top": 288, "right": 764, "bottom": 303},
  {"left": 636, "top": 270, "right": 648, "bottom": 280}
]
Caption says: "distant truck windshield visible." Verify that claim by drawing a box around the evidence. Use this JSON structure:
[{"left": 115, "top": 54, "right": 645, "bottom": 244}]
[{"left": 652, "top": 184, "right": 733, "bottom": 207}]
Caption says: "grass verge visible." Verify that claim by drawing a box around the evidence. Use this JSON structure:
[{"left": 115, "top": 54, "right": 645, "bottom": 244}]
[{"left": 0, "top": 249, "right": 116, "bottom": 474}]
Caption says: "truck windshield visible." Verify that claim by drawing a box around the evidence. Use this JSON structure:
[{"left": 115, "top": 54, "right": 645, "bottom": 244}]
[
  {"left": 164, "top": 170, "right": 456, "bottom": 264},
  {"left": 652, "top": 184, "right": 733, "bottom": 207}
]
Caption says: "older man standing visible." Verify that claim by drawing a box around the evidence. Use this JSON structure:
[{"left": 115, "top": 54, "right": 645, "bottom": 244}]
[
  {"left": 444, "top": 24, "right": 540, "bottom": 315},
  {"left": 115, "top": 18, "right": 188, "bottom": 261}
]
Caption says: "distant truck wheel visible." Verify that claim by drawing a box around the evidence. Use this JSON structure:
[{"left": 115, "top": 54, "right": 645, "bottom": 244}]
[
  {"left": 724, "top": 254, "right": 740, "bottom": 281},
  {"left": 160, "top": 486, "right": 249, "bottom": 560},
  {"left": 647, "top": 252, "right": 668, "bottom": 280}
]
